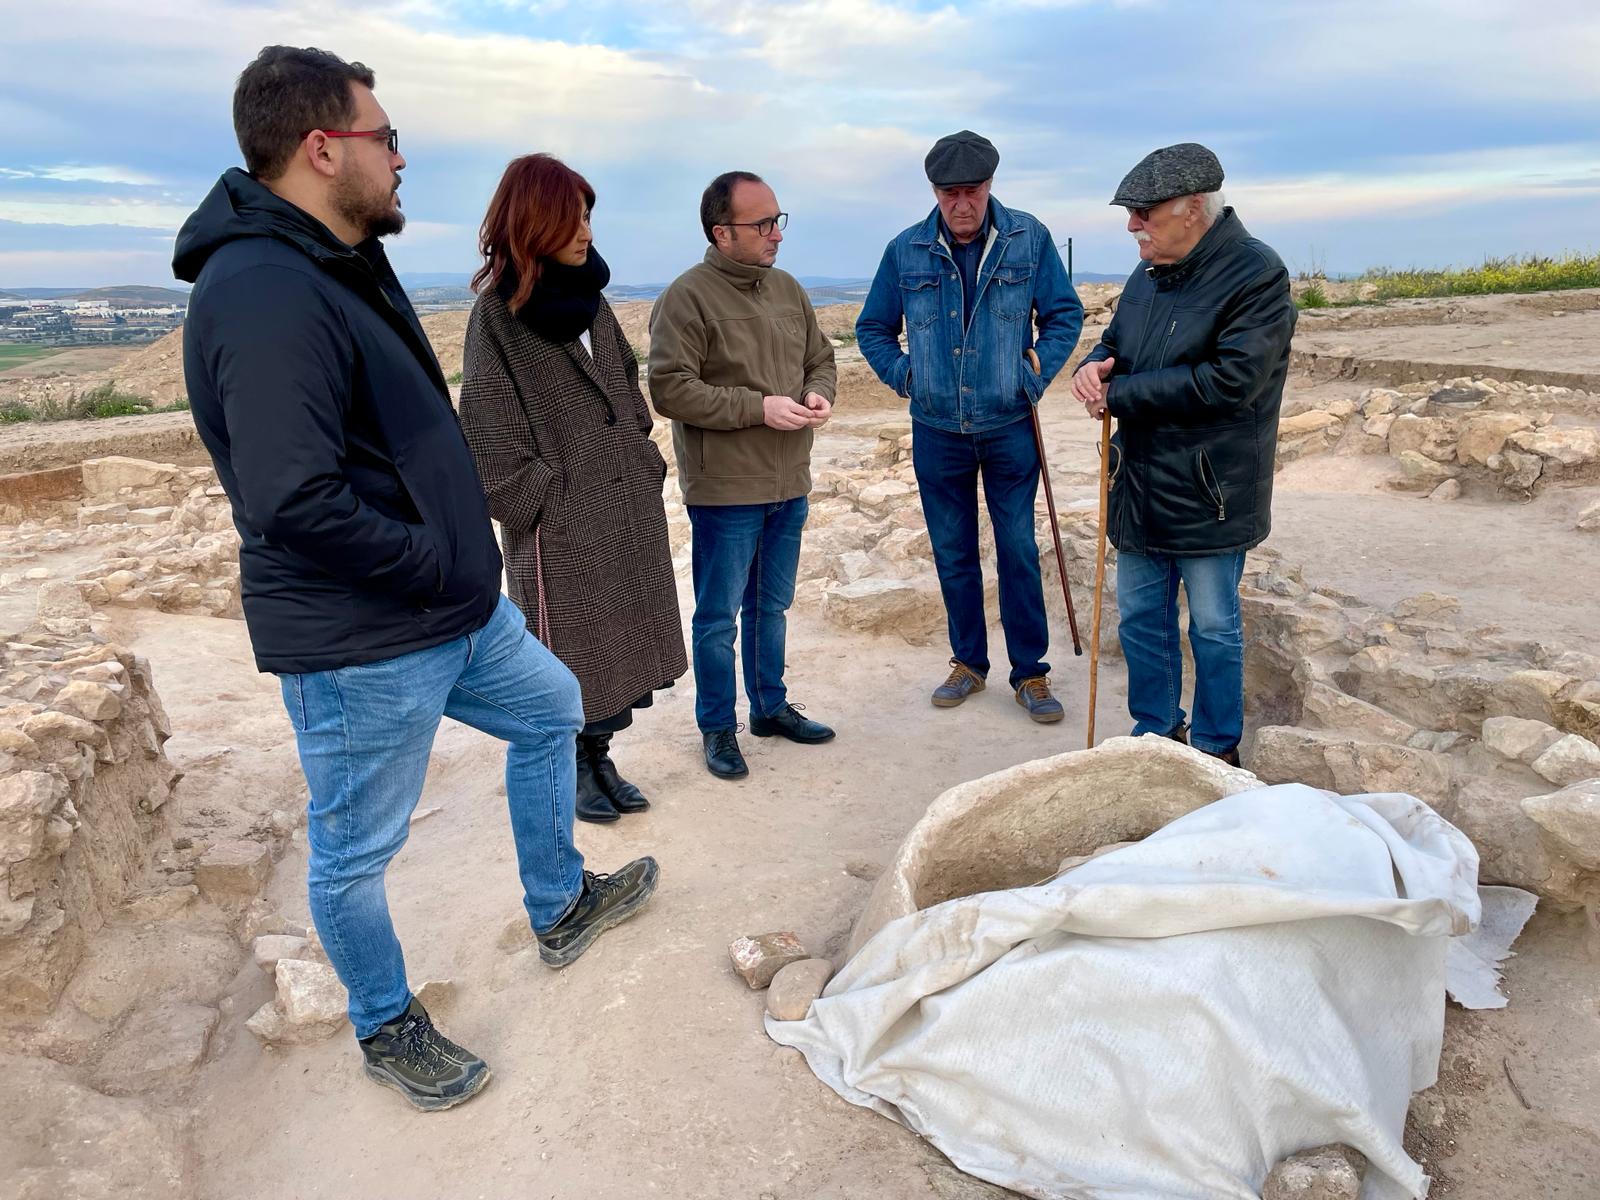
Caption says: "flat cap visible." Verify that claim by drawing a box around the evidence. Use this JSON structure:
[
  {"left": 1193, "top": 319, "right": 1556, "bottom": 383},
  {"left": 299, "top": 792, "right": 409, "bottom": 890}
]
[
  {"left": 925, "top": 130, "right": 999, "bottom": 187},
  {"left": 1110, "top": 142, "right": 1224, "bottom": 208}
]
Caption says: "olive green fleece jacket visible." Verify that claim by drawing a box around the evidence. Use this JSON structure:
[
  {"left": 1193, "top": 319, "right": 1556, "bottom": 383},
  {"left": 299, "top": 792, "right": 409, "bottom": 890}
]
[{"left": 647, "top": 248, "right": 837, "bottom": 506}]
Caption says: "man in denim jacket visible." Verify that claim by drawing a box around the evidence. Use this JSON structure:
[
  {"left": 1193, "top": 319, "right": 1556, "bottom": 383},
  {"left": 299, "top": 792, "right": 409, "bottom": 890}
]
[{"left": 857, "top": 131, "right": 1083, "bottom": 722}]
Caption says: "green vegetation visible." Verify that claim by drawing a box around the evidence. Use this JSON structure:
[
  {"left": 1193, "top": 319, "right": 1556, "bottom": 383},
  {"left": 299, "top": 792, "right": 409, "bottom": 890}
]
[
  {"left": 0, "top": 344, "right": 64, "bottom": 371},
  {"left": 0, "top": 379, "right": 187, "bottom": 424},
  {"left": 446, "top": 369, "right": 464, "bottom": 385},
  {"left": 1357, "top": 251, "right": 1600, "bottom": 301},
  {"left": 1295, "top": 283, "right": 1330, "bottom": 311}
]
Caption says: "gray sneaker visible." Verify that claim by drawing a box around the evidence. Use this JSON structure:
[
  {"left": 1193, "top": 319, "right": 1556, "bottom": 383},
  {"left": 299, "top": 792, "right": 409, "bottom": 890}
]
[
  {"left": 537, "top": 857, "right": 659, "bottom": 968},
  {"left": 359, "top": 997, "right": 491, "bottom": 1112}
]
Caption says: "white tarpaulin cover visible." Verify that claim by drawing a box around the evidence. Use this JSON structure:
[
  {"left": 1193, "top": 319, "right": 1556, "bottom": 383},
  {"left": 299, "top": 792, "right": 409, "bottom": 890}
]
[{"left": 768, "top": 784, "right": 1520, "bottom": 1200}]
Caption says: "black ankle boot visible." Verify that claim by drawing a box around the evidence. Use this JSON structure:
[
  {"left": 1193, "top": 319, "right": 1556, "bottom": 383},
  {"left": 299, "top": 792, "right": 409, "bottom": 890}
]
[
  {"left": 574, "top": 740, "right": 619, "bottom": 824},
  {"left": 586, "top": 732, "right": 650, "bottom": 813}
]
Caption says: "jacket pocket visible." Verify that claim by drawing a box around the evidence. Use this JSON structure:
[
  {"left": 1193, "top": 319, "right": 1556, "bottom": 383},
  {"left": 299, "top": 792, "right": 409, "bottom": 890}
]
[
  {"left": 899, "top": 273, "right": 941, "bottom": 331},
  {"left": 988, "top": 267, "right": 1034, "bottom": 322}
]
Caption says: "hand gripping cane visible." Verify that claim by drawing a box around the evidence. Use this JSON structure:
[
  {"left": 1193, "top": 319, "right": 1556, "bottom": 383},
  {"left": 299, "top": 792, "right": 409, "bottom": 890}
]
[{"left": 1024, "top": 351, "right": 1082, "bottom": 658}]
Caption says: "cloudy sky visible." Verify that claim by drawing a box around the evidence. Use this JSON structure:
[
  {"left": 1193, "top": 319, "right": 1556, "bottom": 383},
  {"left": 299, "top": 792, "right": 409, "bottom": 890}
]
[{"left": 2, "top": 0, "right": 1597, "bottom": 288}]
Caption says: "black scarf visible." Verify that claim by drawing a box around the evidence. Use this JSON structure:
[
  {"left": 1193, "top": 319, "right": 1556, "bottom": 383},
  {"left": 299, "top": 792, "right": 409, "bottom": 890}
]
[{"left": 497, "top": 247, "right": 611, "bottom": 343}]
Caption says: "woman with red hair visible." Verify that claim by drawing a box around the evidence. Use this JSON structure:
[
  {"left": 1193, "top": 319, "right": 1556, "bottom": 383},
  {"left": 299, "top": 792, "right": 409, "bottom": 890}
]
[{"left": 461, "top": 154, "right": 685, "bottom": 823}]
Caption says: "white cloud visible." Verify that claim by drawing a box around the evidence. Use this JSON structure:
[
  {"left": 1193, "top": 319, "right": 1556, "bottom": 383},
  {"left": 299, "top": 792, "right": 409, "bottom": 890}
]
[
  {"left": 0, "top": 165, "right": 164, "bottom": 186},
  {"left": 1236, "top": 144, "right": 1600, "bottom": 224},
  {"left": 0, "top": 196, "right": 197, "bottom": 229}
]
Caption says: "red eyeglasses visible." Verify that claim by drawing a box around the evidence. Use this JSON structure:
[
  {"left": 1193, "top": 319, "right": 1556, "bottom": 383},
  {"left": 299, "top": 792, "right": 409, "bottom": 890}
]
[{"left": 305, "top": 128, "right": 399, "bottom": 154}]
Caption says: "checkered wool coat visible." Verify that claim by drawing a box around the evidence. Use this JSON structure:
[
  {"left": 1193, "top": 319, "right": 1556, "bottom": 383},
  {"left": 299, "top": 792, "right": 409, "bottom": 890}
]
[{"left": 459, "top": 288, "right": 686, "bottom": 724}]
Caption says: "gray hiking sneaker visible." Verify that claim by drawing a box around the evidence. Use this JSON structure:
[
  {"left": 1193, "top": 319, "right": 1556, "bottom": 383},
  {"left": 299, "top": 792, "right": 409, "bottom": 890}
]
[
  {"left": 358, "top": 997, "right": 491, "bottom": 1112},
  {"left": 537, "top": 857, "right": 660, "bottom": 968}
]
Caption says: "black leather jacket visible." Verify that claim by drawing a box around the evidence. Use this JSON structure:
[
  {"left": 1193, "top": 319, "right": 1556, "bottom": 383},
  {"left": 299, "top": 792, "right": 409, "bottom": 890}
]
[{"left": 1080, "top": 209, "right": 1296, "bottom": 557}]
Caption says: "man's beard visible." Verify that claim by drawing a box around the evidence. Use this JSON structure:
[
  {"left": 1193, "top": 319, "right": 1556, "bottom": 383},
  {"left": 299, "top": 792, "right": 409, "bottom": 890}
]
[{"left": 334, "top": 171, "right": 405, "bottom": 241}]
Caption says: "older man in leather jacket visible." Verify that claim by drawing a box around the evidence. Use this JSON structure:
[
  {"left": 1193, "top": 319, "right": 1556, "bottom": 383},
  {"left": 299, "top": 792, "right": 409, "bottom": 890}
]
[{"left": 1072, "top": 143, "right": 1296, "bottom": 765}]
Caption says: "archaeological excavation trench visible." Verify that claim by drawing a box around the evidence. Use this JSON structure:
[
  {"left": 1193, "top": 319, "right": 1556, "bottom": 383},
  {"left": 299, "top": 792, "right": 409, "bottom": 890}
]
[{"left": 0, "top": 289, "right": 1596, "bottom": 1199}]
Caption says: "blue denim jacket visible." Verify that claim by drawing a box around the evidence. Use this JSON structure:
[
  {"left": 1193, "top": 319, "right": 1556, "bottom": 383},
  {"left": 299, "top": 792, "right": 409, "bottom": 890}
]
[{"left": 857, "top": 198, "right": 1083, "bottom": 434}]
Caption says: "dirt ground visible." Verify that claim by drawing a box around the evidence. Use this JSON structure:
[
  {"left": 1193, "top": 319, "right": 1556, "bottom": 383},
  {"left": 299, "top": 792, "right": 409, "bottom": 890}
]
[{"left": 2, "top": 290, "right": 1598, "bottom": 1199}]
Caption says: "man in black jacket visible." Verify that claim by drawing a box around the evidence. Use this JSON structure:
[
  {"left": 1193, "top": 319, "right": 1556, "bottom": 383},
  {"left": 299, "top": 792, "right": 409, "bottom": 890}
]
[
  {"left": 175, "top": 46, "right": 658, "bottom": 1111},
  {"left": 1071, "top": 143, "right": 1296, "bottom": 767}
]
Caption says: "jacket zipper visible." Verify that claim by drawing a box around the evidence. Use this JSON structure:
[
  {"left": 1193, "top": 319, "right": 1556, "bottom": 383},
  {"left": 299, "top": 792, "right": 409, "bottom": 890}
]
[{"left": 1197, "top": 449, "right": 1226, "bottom": 522}]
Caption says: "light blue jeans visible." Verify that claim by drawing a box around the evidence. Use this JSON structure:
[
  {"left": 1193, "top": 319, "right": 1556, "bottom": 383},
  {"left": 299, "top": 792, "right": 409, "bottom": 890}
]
[
  {"left": 1115, "top": 549, "right": 1247, "bottom": 754},
  {"left": 279, "top": 594, "right": 585, "bottom": 1037}
]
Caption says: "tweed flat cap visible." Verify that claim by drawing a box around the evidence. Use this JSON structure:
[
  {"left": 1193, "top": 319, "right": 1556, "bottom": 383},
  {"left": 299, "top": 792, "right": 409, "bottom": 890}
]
[
  {"left": 1110, "top": 143, "right": 1224, "bottom": 207},
  {"left": 925, "top": 130, "right": 999, "bottom": 186}
]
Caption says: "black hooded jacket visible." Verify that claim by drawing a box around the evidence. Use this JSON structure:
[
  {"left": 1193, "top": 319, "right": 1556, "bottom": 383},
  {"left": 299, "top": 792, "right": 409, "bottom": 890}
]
[
  {"left": 174, "top": 169, "right": 502, "bottom": 673},
  {"left": 1079, "top": 209, "right": 1296, "bottom": 558}
]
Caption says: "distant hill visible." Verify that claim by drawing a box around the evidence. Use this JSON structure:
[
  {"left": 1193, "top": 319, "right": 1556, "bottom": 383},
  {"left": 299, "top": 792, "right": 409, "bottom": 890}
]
[
  {"left": 74, "top": 285, "right": 190, "bottom": 306},
  {"left": 0, "top": 285, "right": 189, "bottom": 305},
  {"left": 410, "top": 286, "right": 477, "bottom": 306}
]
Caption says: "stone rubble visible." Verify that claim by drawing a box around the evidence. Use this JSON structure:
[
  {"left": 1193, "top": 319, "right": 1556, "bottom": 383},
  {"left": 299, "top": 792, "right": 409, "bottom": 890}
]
[{"left": 1273, "top": 378, "right": 1600, "bottom": 496}]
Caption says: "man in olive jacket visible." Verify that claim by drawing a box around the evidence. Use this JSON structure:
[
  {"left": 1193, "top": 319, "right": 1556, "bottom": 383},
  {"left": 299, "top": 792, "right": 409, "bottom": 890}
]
[
  {"left": 648, "top": 171, "right": 837, "bottom": 780},
  {"left": 1072, "top": 143, "right": 1296, "bottom": 766}
]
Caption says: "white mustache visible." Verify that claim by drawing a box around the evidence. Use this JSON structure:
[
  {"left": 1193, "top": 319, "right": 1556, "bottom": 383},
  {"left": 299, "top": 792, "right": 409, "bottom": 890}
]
[{"left": 1132, "top": 231, "right": 1152, "bottom": 243}]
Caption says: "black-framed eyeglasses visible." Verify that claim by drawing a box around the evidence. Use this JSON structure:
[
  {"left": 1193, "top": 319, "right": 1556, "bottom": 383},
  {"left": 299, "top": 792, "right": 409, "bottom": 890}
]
[
  {"left": 306, "top": 128, "right": 399, "bottom": 154},
  {"left": 1126, "top": 206, "right": 1153, "bottom": 222},
  {"left": 722, "top": 212, "right": 788, "bottom": 237}
]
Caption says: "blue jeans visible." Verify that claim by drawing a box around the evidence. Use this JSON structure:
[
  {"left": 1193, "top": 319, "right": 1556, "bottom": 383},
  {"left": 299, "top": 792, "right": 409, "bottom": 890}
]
[
  {"left": 687, "top": 497, "right": 806, "bottom": 732},
  {"left": 912, "top": 416, "right": 1049, "bottom": 687},
  {"left": 279, "top": 594, "right": 585, "bottom": 1038},
  {"left": 1116, "top": 549, "right": 1246, "bottom": 754}
]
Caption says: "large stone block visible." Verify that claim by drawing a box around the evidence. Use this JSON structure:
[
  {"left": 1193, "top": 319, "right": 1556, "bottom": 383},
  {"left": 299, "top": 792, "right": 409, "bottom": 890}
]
[
  {"left": 80, "top": 456, "right": 180, "bottom": 498},
  {"left": 848, "top": 737, "right": 1257, "bottom": 958}
]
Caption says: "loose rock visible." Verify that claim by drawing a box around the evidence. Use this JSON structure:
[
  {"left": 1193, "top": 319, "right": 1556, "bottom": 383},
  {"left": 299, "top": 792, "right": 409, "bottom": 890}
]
[
  {"left": 766, "top": 958, "right": 834, "bottom": 1020},
  {"left": 729, "top": 931, "right": 809, "bottom": 989},
  {"left": 90, "top": 1001, "right": 218, "bottom": 1096},
  {"left": 1261, "top": 1143, "right": 1366, "bottom": 1200},
  {"left": 1529, "top": 734, "right": 1600, "bottom": 787}
]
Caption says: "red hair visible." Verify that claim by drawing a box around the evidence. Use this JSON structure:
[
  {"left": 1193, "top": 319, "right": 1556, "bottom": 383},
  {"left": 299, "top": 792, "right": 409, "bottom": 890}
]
[{"left": 472, "top": 153, "right": 596, "bottom": 313}]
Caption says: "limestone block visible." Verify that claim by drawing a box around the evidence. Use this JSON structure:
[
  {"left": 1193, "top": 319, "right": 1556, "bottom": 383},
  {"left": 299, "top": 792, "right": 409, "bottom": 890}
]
[
  {"left": 194, "top": 839, "right": 271, "bottom": 906},
  {"left": 53, "top": 680, "right": 123, "bottom": 722},
  {"left": 1392, "top": 451, "right": 1460, "bottom": 492},
  {"left": 275, "top": 957, "right": 349, "bottom": 1027},
  {"left": 252, "top": 934, "right": 312, "bottom": 972},
  {"left": 729, "top": 931, "right": 808, "bottom": 989},
  {"left": 1299, "top": 683, "right": 1418, "bottom": 745},
  {"left": 822, "top": 576, "right": 944, "bottom": 643},
  {"left": 1479, "top": 716, "right": 1563, "bottom": 765},
  {"left": 1507, "top": 427, "right": 1600, "bottom": 470},
  {"left": 1530, "top": 734, "right": 1600, "bottom": 787},
  {"left": 81, "top": 456, "right": 180, "bottom": 497},
  {"left": 1387, "top": 414, "right": 1456, "bottom": 463},
  {"left": 1456, "top": 412, "right": 1531, "bottom": 466},
  {"left": 1521, "top": 780, "right": 1600, "bottom": 871}
]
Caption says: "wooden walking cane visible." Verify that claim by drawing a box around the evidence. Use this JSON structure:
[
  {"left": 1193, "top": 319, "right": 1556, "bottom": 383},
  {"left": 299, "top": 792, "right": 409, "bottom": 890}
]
[
  {"left": 1087, "top": 413, "right": 1112, "bottom": 749},
  {"left": 1025, "top": 350, "right": 1082, "bottom": 657}
]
